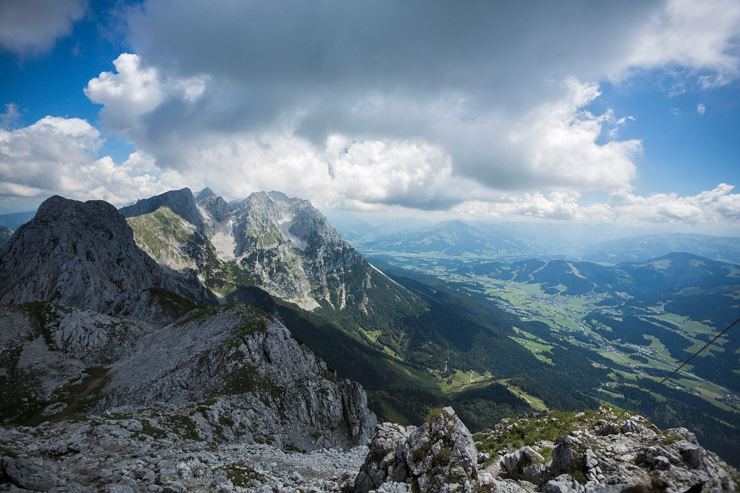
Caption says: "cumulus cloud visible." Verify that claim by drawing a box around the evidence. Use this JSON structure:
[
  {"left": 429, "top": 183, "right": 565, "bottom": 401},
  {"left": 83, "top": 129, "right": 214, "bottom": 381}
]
[
  {"left": 1, "top": 114, "right": 737, "bottom": 229},
  {"left": 0, "top": 0, "right": 86, "bottom": 56},
  {"left": 6, "top": 0, "right": 736, "bottom": 230},
  {"left": 76, "top": 0, "right": 736, "bottom": 209},
  {"left": 85, "top": 53, "right": 207, "bottom": 134},
  {"left": 0, "top": 116, "right": 168, "bottom": 210},
  {"left": 621, "top": 0, "right": 740, "bottom": 84},
  {"left": 454, "top": 185, "right": 740, "bottom": 226}
]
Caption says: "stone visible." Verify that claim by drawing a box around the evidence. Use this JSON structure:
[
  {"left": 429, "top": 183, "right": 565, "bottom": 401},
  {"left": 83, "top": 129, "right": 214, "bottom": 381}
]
[
  {"left": 676, "top": 440, "right": 704, "bottom": 469},
  {"left": 355, "top": 408, "right": 477, "bottom": 493},
  {"left": 543, "top": 474, "right": 585, "bottom": 493},
  {"left": 0, "top": 457, "right": 58, "bottom": 492}
]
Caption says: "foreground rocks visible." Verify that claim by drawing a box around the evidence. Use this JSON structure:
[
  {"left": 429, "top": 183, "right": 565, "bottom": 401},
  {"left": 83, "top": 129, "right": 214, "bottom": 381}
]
[
  {"left": 0, "top": 411, "right": 366, "bottom": 492},
  {"left": 355, "top": 407, "right": 477, "bottom": 493},
  {"left": 1, "top": 406, "right": 737, "bottom": 492},
  {"left": 0, "top": 302, "right": 376, "bottom": 452},
  {"left": 356, "top": 407, "right": 737, "bottom": 493}
]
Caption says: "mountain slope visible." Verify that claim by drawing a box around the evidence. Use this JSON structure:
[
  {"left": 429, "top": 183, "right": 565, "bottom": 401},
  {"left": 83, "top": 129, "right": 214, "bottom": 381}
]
[
  {"left": 0, "top": 301, "right": 375, "bottom": 451},
  {"left": 123, "top": 188, "right": 423, "bottom": 316},
  {"left": 0, "top": 196, "right": 214, "bottom": 324},
  {"left": 119, "top": 187, "right": 206, "bottom": 232}
]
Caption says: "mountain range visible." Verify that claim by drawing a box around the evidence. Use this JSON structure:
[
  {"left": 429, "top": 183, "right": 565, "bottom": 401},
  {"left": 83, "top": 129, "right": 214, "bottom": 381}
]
[
  {"left": 0, "top": 188, "right": 738, "bottom": 491},
  {"left": 347, "top": 218, "right": 740, "bottom": 265}
]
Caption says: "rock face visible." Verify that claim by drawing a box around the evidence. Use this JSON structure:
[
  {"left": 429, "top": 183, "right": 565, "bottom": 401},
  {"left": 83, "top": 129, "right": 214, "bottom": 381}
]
[
  {"left": 125, "top": 188, "right": 419, "bottom": 313},
  {"left": 355, "top": 407, "right": 478, "bottom": 493},
  {"left": 0, "top": 196, "right": 214, "bottom": 324},
  {"left": 0, "top": 301, "right": 375, "bottom": 451},
  {"left": 474, "top": 408, "right": 737, "bottom": 493},
  {"left": 230, "top": 190, "right": 376, "bottom": 310},
  {"left": 120, "top": 187, "right": 206, "bottom": 232},
  {"left": 0, "top": 302, "right": 152, "bottom": 425},
  {"left": 1, "top": 412, "right": 368, "bottom": 492},
  {"left": 355, "top": 408, "right": 737, "bottom": 493},
  {"left": 96, "top": 303, "right": 376, "bottom": 450}
]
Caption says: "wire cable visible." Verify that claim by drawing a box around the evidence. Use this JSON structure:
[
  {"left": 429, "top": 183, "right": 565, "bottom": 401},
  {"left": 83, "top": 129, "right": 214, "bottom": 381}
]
[{"left": 612, "top": 315, "right": 740, "bottom": 425}]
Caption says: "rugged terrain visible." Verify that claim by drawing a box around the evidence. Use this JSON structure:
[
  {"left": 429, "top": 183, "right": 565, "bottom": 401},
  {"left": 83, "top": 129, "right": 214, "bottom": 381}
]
[
  {"left": 1, "top": 190, "right": 737, "bottom": 492},
  {"left": 1, "top": 406, "right": 736, "bottom": 492}
]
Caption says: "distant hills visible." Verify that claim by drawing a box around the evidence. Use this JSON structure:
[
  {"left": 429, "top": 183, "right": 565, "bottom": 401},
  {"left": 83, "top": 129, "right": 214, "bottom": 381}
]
[
  {"left": 0, "top": 209, "right": 35, "bottom": 229},
  {"left": 578, "top": 233, "right": 740, "bottom": 265},
  {"left": 346, "top": 217, "right": 740, "bottom": 265}
]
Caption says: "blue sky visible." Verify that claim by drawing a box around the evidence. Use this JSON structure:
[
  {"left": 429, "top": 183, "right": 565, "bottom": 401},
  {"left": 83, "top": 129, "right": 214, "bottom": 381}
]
[
  {"left": 588, "top": 76, "right": 740, "bottom": 197},
  {"left": 1, "top": 0, "right": 739, "bottom": 234}
]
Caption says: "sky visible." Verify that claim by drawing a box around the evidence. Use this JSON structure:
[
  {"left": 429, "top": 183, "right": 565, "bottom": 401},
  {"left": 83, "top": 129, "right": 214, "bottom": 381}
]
[{"left": 1, "top": 0, "right": 739, "bottom": 234}]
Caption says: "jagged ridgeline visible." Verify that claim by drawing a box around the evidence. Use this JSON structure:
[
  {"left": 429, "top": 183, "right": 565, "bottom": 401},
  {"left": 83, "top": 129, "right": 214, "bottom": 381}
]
[
  {"left": 0, "top": 190, "right": 738, "bottom": 491},
  {"left": 116, "top": 188, "right": 601, "bottom": 427},
  {"left": 2, "top": 191, "right": 738, "bottom": 463},
  {"left": 0, "top": 195, "right": 375, "bottom": 450}
]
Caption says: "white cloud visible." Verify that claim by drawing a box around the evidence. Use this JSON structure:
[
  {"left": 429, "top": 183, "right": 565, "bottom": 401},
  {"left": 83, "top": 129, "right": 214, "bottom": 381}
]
[
  {"left": 0, "top": 116, "right": 169, "bottom": 210},
  {"left": 1, "top": 115, "right": 737, "bottom": 230},
  {"left": 85, "top": 53, "right": 207, "bottom": 134},
  {"left": 503, "top": 79, "right": 640, "bottom": 191},
  {"left": 620, "top": 0, "right": 740, "bottom": 84},
  {"left": 0, "top": 0, "right": 86, "bottom": 56},
  {"left": 71, "top": 0, "right": 740, "bottom": 218},
  {"left": 453, "top": 184, "right": 740, "bottom": 226}
]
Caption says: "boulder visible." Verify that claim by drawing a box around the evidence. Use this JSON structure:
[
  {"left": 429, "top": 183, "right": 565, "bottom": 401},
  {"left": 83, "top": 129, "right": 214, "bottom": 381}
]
[
  {"left": 0, "top": 457, "right": 58, "bottom": 491},
  {"left": 355, "top": 407, "right": 477, "bottom": 493},
  {"left": 550, "top": 435, "right": 583, "bottom": 477}
]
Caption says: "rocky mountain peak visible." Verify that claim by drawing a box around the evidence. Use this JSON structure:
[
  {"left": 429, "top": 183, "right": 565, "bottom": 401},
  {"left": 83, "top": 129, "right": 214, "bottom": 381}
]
[
  {"left": 122, "top": 187, "right": 416, "bottom": 312},
  {"left": 120, "top": 188, "right": 206, "bottom": 232},
  {"left": 196, "top": 187, "right": 216, "bottom": 200},
  {"left": 0, "top": 195, "right": 213, "bottom": 324}
]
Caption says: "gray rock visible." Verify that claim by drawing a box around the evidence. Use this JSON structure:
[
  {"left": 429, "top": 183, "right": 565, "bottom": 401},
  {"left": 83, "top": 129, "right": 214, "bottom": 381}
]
[
  {"left": 0, "top": 456, "right": 58, "bottom": 491},
  {"left": 676, "top": 440, "right": 704, "bottom": 468},
  {"left": 502, "top": 445, "right": 544, "bottom": 479},
  {"left": 355, "top": 407, "right": 477, "bottom": 493},
  {"left": 0, "top": 195, "right": 214, "bottom": 325},
  {"left": 543, "top": 474, "right": 585, "bottom": 493},
  {"left": 550, "top": 435, "right": 583, "bottom": 477}
]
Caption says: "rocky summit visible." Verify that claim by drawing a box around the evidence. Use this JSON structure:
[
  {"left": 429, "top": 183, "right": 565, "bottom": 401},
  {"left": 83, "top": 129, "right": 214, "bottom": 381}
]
[
  {"left": 0, "top": 196, "right": 214, "bottom": 325},
  {"left": 124, "top": 188, "right": 416, "bottom": 313}
]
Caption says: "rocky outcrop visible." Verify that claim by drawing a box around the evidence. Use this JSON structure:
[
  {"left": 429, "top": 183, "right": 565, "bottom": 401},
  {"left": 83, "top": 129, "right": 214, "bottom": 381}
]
[
  {"left": 0, "top": 301, "right": 375, "bottom": 451},
  {"left": 475, "top": 408, "right": 737, "bottom": 493},
  {"left": 0, "top": 302, "right": 154, "bottom": 424},
  {"left": 355, "top": 407, "right": 737, "bottom": 493},
  {"left": 0, "top": 410, "right": 367, "bottom": 492},
  {"left": 196, "top": 187, "right": 232, "bottom": 225},
  {"left": 120, "top": 188, "right": 206, "bottom": 232},
  {"left": 0, "top": 196, "right": 214, "bottom": 324},
  {"left": 355, "top": 407, "right": 478, "bottom": 493},
  {"left": 96, "top": 303, "right": 376, "bottom": 451}
]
